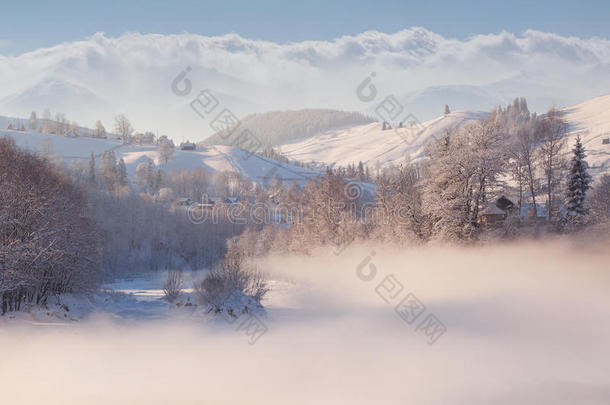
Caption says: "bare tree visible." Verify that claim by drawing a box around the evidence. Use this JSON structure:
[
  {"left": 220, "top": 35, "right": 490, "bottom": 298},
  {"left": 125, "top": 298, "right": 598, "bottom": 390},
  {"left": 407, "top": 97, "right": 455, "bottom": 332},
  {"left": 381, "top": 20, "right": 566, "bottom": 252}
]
[
  {"left": 159, "top": 137, "right": 175, "bottom": 164},
  {"left": 114, "top": 114, "right": 134, "bottom": 144},
  {"left": 41, "top": 108, "right": 53, "bottom": 133},
  {"left": 94, "top": 120, "right": 106, "bottom": 138},
  {"left": 513, "top": 118, "right": 539, "bottom": 218},
  {"left": 590, "top": 175, "right": 610, "bottom": 221},
  {"left": 55, "top": 113, "right": 68, "bottom": 135},
  {"left": 0, "top": 137, "right": 101, "bottom": 313},
  {"left": 538, "top": 108, "right": 567, "bottom": 221}
]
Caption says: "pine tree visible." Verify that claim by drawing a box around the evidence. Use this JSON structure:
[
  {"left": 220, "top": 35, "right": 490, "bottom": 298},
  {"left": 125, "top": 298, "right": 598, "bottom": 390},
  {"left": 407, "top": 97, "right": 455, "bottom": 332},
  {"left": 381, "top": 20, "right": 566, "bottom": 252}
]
[
  {"left": 444, "top": 105, "right": 450, "bottom": 115},
  {"left": 117, "top": 158, "right": 128, "bottom": 186},
  {"left": 29, "top": 111, "right": 38, "bottom": 130},
  {"left": 88, "top": 152, "right": 96, "bottom": 184},
  {"left": 565, "top": 135, "right": 592, "bottom": 221}
]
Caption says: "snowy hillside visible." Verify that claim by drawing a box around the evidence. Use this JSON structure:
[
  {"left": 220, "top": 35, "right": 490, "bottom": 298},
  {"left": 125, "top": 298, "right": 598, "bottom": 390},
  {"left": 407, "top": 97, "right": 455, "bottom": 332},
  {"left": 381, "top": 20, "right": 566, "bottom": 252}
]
[
  {"left": 0, "top": 128, "right": 321, "bottom": 185},
  {"left": 280, "top": 111, "right": 487, "bottom": 168},
  {"left": 560, "top": 94, "right": 610, "bottom": 179},
  {"left": 280, "top": 96, "right": 610, "bottom": 178}
]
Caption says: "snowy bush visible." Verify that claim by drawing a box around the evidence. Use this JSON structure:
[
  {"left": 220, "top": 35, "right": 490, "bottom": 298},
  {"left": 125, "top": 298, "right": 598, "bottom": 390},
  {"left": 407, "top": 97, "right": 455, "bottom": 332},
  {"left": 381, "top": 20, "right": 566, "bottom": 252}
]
[
  {"left": 194, "top": 247, "right": 268, "bottom": 315},
  {"left": 163, "top": 270, "right": 183, "bottom": 303}
]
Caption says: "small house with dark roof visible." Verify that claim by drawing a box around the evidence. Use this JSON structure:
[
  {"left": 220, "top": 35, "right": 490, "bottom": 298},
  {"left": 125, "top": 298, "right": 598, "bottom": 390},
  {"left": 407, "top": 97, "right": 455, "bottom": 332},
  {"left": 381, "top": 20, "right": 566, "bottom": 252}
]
[{"left": 479, "top": 195, "right": 517, "bottom": 225}]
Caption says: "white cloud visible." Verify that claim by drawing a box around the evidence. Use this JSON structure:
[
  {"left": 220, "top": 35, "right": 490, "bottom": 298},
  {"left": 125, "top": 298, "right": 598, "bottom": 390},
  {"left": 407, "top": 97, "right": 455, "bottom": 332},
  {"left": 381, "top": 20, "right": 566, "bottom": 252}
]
[{"left": 1, "top": 28, "right": 610, "bottom": 140}]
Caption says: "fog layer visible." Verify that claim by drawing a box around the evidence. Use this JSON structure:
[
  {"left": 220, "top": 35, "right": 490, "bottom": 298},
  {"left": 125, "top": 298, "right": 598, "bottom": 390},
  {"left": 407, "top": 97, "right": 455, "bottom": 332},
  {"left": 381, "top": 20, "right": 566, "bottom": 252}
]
[{"left": 1, "top": 240, "right": 609, "bottom": 404}]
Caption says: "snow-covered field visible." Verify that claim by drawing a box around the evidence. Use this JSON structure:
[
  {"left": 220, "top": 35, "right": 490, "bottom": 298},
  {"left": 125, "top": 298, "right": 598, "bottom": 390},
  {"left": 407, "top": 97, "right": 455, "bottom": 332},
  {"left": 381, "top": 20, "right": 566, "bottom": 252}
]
[{"left": 1, "top": 240, "right": 609, "bottom": 404}]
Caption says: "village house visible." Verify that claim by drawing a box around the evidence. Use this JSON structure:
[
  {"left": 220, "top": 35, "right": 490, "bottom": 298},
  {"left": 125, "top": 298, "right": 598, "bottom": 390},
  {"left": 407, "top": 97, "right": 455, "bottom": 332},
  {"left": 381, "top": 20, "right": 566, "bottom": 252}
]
[{"left": 180, "top": 141, "right": 196, "bottom": 151}]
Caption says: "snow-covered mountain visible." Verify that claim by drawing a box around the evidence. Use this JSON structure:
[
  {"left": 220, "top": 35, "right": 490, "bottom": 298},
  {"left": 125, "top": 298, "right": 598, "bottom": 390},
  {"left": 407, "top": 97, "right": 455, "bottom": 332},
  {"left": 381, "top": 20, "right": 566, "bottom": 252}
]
[
  {"left": 0, "top": 127, "right": 321, "bottom": 185},
  {"left": 0, "top": 79, "right": 110, "bottom": 124}
]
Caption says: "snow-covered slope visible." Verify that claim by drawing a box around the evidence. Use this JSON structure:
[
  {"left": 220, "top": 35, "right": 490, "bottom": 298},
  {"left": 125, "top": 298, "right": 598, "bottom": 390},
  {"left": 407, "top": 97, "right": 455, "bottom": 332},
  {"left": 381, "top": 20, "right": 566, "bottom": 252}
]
[
  {"left": 560, "top": 94, "right": 610, "bottom": 179},
  {"left": 0, "top": 129, "right": 321, "bottom": 185},
  {"left": 281, "top": 96, "right": 610, "bottom": 178},
  {"left": 280, "top": 111, "right": 487, "bottom": 168}
]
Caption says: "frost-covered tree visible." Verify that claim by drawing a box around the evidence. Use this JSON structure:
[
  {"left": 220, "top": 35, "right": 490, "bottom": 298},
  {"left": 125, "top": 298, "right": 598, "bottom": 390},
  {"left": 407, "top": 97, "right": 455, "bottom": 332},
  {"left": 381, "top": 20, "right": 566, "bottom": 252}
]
[
  {"left": 70, "top": 121, "right": 80, "bottom": 136},
  {"left": 88, "top": 152, "right": 96, "bottom": 184},
  {"left": 135, "top": 158, "right": 156, "bottom": 192},
  {"left": 114, "top": 114, "right": 134, "bottom": 144},
  {"left": 590, "top": 175, "right": 610, "bottom": 221},
  {"left": 28, "top": 111, "right": 37, "bottom": 130},
  {"left": 493, "top": 99, "right": 539, "bottom": 216},
  {"left": 422, "top": 118, "right": 509, "bottom": 240},
  {"left": 373, "top": 162, "right": 425, "bottom": 242},
  {"left": 0, "top": 138, "right": 101, "bottom": 313},
  {"left": 94, "top": 120, "right": 106, "bottom": 138},
  {"left": 55, "top": 113, "right": 68, "bottom": 135},
  {"left": 538, "top": 108, "right": 567, "bottom": 221},
  {"left": 99, "top": 150, "right": 118, "bottom": 189},
  {"left": 117, "top": 158, "right": 128, "bottom": 186},
  {"left": 41, "top": 108, "right": 53, "bottom": 133},
  {"left": 565, "top": 135, "right": 592, "bottom": 221},
  {"left": 159, "top": 137, "right": 174, "bottom": 164}
]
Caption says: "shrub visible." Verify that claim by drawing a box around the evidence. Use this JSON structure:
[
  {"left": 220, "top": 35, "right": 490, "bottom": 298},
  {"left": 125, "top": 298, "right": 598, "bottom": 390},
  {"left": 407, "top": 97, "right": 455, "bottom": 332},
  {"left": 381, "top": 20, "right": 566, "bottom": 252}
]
[
  {"left": 163, "top": 270, "right": 183, "bottom": 303},
  {"left": 194, "top": 247, "right": 268, "bottom": 312}
]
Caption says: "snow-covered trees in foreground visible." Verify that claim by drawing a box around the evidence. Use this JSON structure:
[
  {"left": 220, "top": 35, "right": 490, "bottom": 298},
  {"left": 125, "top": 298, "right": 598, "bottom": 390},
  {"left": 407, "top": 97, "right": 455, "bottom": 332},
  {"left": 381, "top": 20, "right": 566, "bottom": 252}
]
[
  {"left": 422, "top": 117, "right": 508, "bottom": 240},
  {"left": 0, "top": 138, "right": 101, "bottom": 313}
]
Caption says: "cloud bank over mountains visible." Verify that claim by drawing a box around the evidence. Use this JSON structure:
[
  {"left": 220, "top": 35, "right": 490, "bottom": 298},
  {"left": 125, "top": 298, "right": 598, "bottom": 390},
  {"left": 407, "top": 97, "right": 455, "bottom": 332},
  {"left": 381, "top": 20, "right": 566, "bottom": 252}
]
[{"left": 1, "top": 28, "right": 610, "bottom": 140}]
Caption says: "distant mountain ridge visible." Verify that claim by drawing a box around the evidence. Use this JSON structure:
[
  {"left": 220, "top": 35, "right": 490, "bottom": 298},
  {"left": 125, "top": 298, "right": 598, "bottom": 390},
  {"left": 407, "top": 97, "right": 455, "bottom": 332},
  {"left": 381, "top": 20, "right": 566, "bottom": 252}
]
[
  {"left": 0, "top": 78, "right": 110, "bottom": 124},
  {"left": 200, "top": 109, "right": 375, "bottom": 147}
]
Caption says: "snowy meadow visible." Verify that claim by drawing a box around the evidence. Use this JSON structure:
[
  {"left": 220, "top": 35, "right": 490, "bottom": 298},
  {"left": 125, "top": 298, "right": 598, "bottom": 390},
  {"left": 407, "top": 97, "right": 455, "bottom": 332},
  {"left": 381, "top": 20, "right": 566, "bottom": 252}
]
[{"left": 1, "top": 240, "right": 609, "bottom": 404}]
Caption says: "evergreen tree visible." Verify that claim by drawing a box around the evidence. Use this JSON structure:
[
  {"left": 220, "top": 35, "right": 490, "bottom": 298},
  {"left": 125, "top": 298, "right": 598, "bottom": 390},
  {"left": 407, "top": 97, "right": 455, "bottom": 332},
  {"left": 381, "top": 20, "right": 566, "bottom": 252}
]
[
  {"left": 117, "top": 158, "right": 128, "bottom": 186},
  {"left": 99, "top": 150, "right": 118, "bottom": 189},
  {"left": 29, "top": 111, "right": 38, "bottom": 130},
  {"left": 88, "top": 152, "right": 96, "bottom": 184},
  {"left": 565, "top": 135, "right": 592, "bottom": 221},
  {"left": 444, "top": 105, "right": 450, "bottom": 115}
]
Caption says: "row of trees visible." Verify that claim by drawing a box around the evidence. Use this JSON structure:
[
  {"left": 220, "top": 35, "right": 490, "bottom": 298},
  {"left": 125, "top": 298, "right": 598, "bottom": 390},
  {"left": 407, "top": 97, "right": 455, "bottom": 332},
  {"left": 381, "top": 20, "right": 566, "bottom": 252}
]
[
  {"left": 232, "top": 99, "right": 607, "bottom": 254},
  {"left": 25, "top": 110, "right": 173, "bottom": 150},
  {"left": 0, "top": 138, "right": 101, "bottom": 313},
  {"left": 61, "top": 147, "right": 258, "bottom": 273}
]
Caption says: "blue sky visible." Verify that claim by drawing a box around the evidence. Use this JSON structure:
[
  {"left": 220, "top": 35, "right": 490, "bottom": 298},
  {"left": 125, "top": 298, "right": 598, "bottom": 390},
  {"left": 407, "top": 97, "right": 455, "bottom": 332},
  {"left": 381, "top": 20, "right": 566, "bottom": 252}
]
[{"left": 1, "top": 0, "right": 609, "bottom": 54}]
